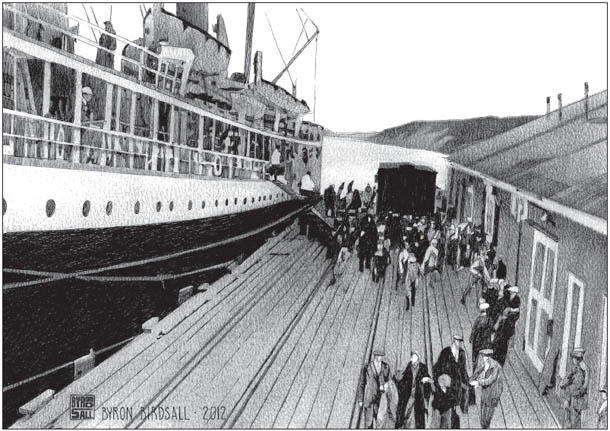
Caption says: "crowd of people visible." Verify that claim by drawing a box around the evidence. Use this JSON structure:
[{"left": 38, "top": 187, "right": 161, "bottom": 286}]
[
  {"left": 325, "top": 198, "right": 596, "bottom": 429},
  {"left": 323, "top": 191, "right": 532, "bottom": 429}
]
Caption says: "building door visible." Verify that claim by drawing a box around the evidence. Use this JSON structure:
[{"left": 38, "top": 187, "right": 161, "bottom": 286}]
[
  {"left": 559, "top": 273, "right": 585, "bottom": 378},
  {"left": 524, "top": 229, "right": 558, "bottom": 372}
]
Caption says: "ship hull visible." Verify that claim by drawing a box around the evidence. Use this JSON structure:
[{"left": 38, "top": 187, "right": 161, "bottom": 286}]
[{"left": 2, "top": 159, "right": 310, "bottom": 275}]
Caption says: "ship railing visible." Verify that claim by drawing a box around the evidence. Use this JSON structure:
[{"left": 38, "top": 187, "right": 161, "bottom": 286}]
[
  {"left": 2, "top": 109, "right": 268, "bottom": 180},
  {"left": 3, "top": 3, "right": 168, "bottom": 93}
]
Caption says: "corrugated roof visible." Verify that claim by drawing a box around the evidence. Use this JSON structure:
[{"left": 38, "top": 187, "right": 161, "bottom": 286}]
[{"left": 450, "top": 90, "right": 608, "bottom": 221}]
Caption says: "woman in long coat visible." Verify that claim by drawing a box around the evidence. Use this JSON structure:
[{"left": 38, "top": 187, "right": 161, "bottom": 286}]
[{"left": 396, "top": 353, "right": 432, "bottom": 429}]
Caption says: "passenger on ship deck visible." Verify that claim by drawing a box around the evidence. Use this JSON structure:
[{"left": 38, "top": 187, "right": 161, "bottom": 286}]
[
  {"left": 299, "top": 171, "right": 316, "bottom": 198},
  {"left": 470, "top": 302, "right": 493, "bottom": 369},
  {"left": 470, "top": 348, "right": 503, "bottom": 429},
  {"left": 270, "top": 144, "right": 281, "bottom": 180},
  {"left": 96, "top": 21, "right": 117, "bottom": 69},
  {"left": 357, "top": 213, "right": 378, "bottom": 272}
]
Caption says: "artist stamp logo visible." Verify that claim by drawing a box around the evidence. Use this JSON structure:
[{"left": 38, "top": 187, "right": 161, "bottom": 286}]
[{"left": 70, "top": 395, "right": 95, "bottom": 420}]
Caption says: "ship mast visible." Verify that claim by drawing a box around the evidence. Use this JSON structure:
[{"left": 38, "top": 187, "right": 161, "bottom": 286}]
[{"left": 243, "top": 3, "right": 255, "bottom": 83}]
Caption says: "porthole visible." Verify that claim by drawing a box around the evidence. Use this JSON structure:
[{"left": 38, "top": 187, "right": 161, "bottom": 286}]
[
  {"left": 105, "top": 201, "right": 113, "bottom": 216},
  {"left": 188, "top": 200, "right": 193, "bottom": 210},
  {"left": 156, "top": 201, "right": 162, "bottom": 212},
  {"left": 225, "top": 199, "right": 229, "bottom": 206},
  {"left": 169, "top": 201, "right": 174, "bottom": 211},
  {"left": 234, "top": 197, "right": 238, "bottom": 205},
  {"left": 251, "top": 197, "right": 255, "bottom": 204},
  {"left": 215, "top": 200, "right": 218, "bottom": 207},
  {"left": 269, "top": 194, "right": 273, "bottom": 200},
  {"left": 2, "top": 198, "right": 6, "bottom": 215},
  {"left": 82, "top": 200, "right": 90, "bottom": 217},
  {"left": 46, "top": 199, "right": 56, "bottom": 217},
  {"left": 134, "top": 201, "right": 140, "bottom": 214},
  {"left": 243, "top": 198, "right": 247, "bottom": 205},
  {"left": 263, "top": 196, "right": 266, "bottom": 201},
  {"left": 202, "top": 200, "right": 206, "bottom": 209}
]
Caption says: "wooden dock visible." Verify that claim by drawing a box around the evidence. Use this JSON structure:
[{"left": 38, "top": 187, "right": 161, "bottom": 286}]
[{"left": 13, "top": 220, "right": 559, "bottom": 429}]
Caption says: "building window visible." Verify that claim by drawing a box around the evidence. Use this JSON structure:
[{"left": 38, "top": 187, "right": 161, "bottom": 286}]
[
  {"left": 106, "top": 201, "right": 113, "bottom": 216},
  {"left": 82, "top": 200, "right": 90, "bottom": 217},
  {"left": 134, "top": 201, "right": 140, "bottom": 214},
  {"left": 188, "top": 200, "right": 193, "bottom": 210},
  {"left": 169, "top": 201, "right": 174, "bottom": 211},
  {"left": 560, "top": 273, "right": 585, "bottom": 378},
  {"left": 202, "top": 201, "right": 206, "bottom": 209},
  {"left": 156, "top": 201, "right": 162, "bottom": 212}
]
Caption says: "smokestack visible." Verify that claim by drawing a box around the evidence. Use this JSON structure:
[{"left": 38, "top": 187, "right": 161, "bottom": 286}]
[
  {"left": 557, "top": 93, "right": 562, "bottom": 121},
  {"left": 585, "top": 82, "right": 589, "bottom": 121},
  {"left": 176, "top": 3, "right": 209, "bottom": 33},
  {"left": 546, "top": 96, "right": 551, "bottom": 115},
  {"left": 254, "top": 51, "right": 263, "bottom": 85}
]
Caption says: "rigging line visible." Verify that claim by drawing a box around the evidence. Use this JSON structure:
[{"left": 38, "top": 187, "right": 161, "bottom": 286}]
[
  {"left": 265, "top": 12, "right": 294, "bottom": 87},
  {"left": 291, "top": 10, "right": 308, "bottom": 57},
  {"left": 296, "top": 9, "right": 310, "bottom": 40},
  {"left": 80, "top": 3, "right": 98, "bottom": 43},
  {"left": 313, "top": 34, "right": 318, "bottom": 123},
  {"left": 3, "top": 203, "right": 314, "bottom": 291},
  {"left": 2, "top": 336, "right": 137, "bottom": 393}
]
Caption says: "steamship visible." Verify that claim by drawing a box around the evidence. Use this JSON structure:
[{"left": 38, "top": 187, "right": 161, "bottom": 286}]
[{"left": 2, "top": 3, "right": 324, "bottom": 275}]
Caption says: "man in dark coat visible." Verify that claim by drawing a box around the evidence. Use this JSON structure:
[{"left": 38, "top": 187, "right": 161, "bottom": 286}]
[
  {"left": 358, "top": 214, "right": 378, "bottom": 272},
  {"left": 360, "top": 350, "right": 392, "bottom": 429},
  {"left": 96, "top": 21, "right": 117, "bottom": 68},
  {"left": 470, "top": 349, "right": 503, "bottom": 429},
  {"left": 396, "top": 352, "right": 432, "bottom": 429},
  {"left": 470, "top": 302, "right": 494, "bottom": 368},
  {"left": 493, "top": 285, "right": 520, "bottom": 366},
  {"left": 324, "top": 184, "right": 337, "bottom": 218},
  {"left": 433, "top": 335, "right": 470, "bottom": 428}
]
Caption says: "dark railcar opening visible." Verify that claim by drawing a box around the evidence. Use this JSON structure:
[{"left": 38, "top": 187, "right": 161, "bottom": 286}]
[{"left": 376, "top": 162, "right": 437, "bottom": 217}]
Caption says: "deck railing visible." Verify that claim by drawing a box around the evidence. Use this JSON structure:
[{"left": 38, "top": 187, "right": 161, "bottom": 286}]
[
  {"left": 2, "top": 3, "right": 182, "bottom": 94},
  {"left": 3, "top": 109, "right": 268, "bottom": 179}
]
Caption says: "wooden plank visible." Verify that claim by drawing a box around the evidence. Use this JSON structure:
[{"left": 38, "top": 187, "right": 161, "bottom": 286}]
[
  {"left": 287, "top": 258, "right": 370, "bottom": 428},
  {"left": 18, "top": 235, "right": 302, "bottom": 428},
  {"left": 325, "top": 272, "right": 379, "bottom": 427},
  {"left": 72, "top": 238, "right": 313, "bottom": 428},
  {"left": 247, "top": 259, "right": 361, "bottom": 428},
  {"left": 125, "top": 243, "right": 325, "bottom": 428},
  {"left": 305, "top": 265, "right": 371, "bottom": 428},
  {"left": 232, "top": 259, "right": 353, "bottom": 427},
  {"left": 203, "top": 250, "right": 331, "bottom": 418},
  {"left": 268, "top": 260, "right": 362, "bottom": 428}
]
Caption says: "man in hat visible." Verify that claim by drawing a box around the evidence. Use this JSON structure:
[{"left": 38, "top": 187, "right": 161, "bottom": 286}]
[
  {"left": 433, "top": 335, "right": 470, "bottom": 427},
  {"left": 96, "top": 20, "right": 117, "bottom": 68},
  {"left": 397, "top": 238, "right": 410, "bottom": 290},
  {"left": 270, "top": 144, "right": 282, "bottom": 181},
  {"left": 470, "top": 302, "right": 493, "bottom": 369},
  {"left": 396, "top": 352, "right": 432, "bottom": 429},
  {"left": 423, "top": 237, "right": 440, "bottom": 290},
  {"left": 360, "top": 349, "right": 392, "bottom": 428},
  {"left": 470, "top": 348, "right": 503, "bottom": 429},
  {"left": 560, "top": 348, "right": 589, "bottom": 428},
  {"left": 404, "top": 254, "right": 420, "bottom": 310},
  {"left": 493, "top": 285, "right": 520, "bottom": 366},
  {"left": 358, "top": 213, "right": 378, "bottom": 272},
  {"left": 431, "top": 374, "right": 457, "bottom": 429}
]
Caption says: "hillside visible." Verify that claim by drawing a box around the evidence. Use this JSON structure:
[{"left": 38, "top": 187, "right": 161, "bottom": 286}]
[{"left": 368, "top": 115, "right": 539, "bottom": 154}]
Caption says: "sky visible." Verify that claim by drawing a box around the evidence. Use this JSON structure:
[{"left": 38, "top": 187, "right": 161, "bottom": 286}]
[{"left": 69, "top": 3, "right": 607, "bottom": 133}]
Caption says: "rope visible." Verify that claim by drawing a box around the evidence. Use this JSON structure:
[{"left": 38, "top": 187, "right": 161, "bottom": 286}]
[
  {"left": 4, "top": 259, "right": 234, "bottom": 284},
  {"left": 3, "top": 203, "right": 312, "bottom": 290},
  {"left": 265, "top": 12, "right": 295, "bottom": 87},
  {"left": 313, "top": 34, "right": 318, "bottom": 123},
  {"left": 2, "top": 336, "right": 137, "bottom": 392}
]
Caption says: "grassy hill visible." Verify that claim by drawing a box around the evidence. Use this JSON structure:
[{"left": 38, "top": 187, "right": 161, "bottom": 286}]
[{"left": 368, "top": 115, "right": 539, "bottom": 154}]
